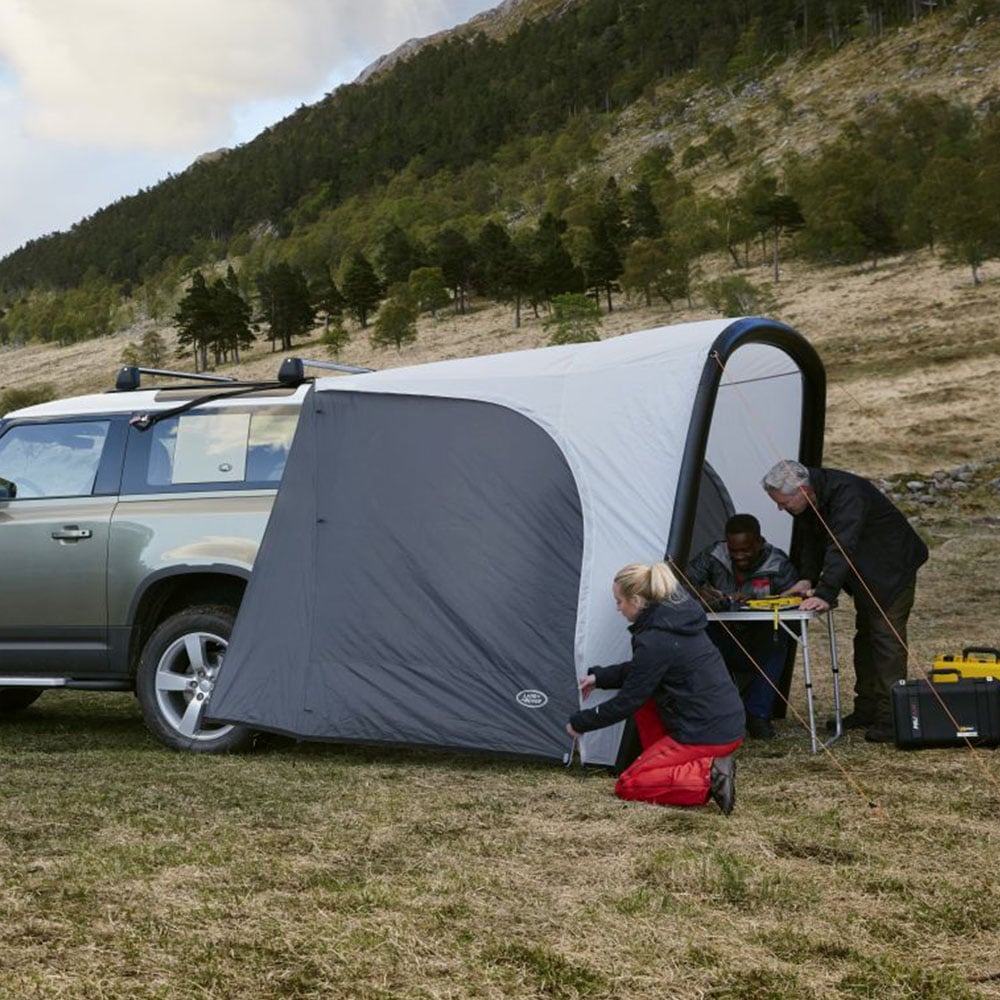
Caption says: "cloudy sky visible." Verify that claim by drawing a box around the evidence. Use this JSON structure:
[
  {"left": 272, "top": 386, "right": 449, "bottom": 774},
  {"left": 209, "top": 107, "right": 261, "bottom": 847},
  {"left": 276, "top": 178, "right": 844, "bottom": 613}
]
[{"left": 0, "top": 0, "right": 499, "bottom": 260}]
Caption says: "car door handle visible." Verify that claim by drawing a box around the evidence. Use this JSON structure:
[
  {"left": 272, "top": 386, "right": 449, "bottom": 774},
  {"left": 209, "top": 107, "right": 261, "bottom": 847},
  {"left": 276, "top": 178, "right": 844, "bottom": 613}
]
[{"left": 51, "top": 526, "right": 92, "bottom": 541}]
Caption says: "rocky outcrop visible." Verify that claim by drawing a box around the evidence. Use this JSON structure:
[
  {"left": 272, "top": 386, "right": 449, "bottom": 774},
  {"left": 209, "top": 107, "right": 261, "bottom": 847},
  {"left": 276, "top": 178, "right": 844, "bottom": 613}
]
[{"left": 876, "top": 461, "right": 1000, "bottom": 520}]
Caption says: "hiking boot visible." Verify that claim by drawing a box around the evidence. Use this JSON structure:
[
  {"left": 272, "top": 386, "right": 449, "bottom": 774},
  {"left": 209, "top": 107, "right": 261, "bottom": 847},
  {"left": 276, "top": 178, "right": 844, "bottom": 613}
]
[
  {"left": 864, "top": 722, "right": 896, "bottom": 744},
  {"left": 826, "top": 711, "right": 874, "bottom": 734},
  {"left": 709, "top": 755, "right": 737, "bottom": 815},
  {"left": 746, "top": 716, "right": 775, "bottom": 740}
]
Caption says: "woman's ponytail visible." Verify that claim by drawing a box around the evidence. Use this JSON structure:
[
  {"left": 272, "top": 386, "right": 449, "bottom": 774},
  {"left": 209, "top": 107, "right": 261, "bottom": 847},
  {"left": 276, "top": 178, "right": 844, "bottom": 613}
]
[{"left": 614, "top": 561, "right": 680, "bottom": 604}]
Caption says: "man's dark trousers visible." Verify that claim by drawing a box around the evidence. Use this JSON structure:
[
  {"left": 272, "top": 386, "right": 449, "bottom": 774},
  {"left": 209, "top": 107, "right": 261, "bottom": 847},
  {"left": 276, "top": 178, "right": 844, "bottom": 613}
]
[{"left": 851, "top": 577, "right": 917, "bottom": 725}]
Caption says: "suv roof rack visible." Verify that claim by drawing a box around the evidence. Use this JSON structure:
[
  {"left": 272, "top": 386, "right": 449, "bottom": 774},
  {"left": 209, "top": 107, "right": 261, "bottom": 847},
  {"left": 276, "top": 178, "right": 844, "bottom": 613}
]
[
  {"left": 277, "top": 357, "right": 375, "bottom": 384},
  {"left": 116, "top": 357, "right": 375, "bottom": 393},
  {"left": 115, "top": 366, "right": 238, "bottom": 392}
]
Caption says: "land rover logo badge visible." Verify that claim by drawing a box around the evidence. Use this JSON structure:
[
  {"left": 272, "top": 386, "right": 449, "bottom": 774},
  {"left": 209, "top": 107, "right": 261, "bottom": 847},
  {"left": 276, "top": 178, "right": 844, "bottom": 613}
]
[{"left": 516, "top": 689, "right": 548, "bottom": 709}]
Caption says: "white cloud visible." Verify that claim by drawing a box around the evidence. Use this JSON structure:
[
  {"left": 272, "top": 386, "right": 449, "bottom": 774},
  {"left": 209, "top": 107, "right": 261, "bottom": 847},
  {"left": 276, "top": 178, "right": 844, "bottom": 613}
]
[
  {"left": 0, "top": 0, "right": 493, "bottom": 148},
  {"left": 0, "top": 0, "right": 496, "bottom": 257}
]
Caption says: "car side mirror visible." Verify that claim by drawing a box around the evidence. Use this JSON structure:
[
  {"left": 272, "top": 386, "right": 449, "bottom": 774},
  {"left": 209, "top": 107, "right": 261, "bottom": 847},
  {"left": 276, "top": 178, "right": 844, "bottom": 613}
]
[{"left": 0, "top": 477, "right": 17, "bottom": 499}]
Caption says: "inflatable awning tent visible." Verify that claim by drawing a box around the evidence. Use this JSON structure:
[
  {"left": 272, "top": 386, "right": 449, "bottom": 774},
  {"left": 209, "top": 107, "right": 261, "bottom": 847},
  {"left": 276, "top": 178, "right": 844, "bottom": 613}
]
[{"left": 209, "top": 317, "right": 825, "bottom": 765}]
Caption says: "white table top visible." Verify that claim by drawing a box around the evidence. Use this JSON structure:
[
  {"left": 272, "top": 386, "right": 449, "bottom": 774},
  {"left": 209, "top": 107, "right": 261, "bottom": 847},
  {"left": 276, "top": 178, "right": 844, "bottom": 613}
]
[{"left": 706, "top": 607, "right": 823, "bottom": 622}]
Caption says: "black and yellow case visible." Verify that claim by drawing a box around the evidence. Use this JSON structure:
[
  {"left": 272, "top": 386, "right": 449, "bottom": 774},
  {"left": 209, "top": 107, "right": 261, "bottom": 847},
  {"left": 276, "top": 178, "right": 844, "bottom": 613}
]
[{"left": 891, "top": 676, "right": 1000, "bottom": 748}]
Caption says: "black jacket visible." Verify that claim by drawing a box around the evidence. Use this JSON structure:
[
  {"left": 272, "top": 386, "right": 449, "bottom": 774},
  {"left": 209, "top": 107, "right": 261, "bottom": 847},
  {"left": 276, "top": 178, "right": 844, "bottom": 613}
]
[
  {"left": 686, "top": 539, "right": 798, "bottom": 600},
  {"left": 798, "top": 467, "right": 928, "bottom": 607},
  {"left": 569, "top": 595, "right": 745, "bottom": 746}
]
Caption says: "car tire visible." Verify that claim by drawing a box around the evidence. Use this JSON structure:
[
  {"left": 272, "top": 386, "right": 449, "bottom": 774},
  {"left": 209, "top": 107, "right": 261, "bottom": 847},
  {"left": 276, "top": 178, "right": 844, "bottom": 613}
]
[
  {"left": 136, "top": 606, "right": 253, "bottom": 753},
  {"left": 0, "top": 687, "right": 44, "bottom": 714}
]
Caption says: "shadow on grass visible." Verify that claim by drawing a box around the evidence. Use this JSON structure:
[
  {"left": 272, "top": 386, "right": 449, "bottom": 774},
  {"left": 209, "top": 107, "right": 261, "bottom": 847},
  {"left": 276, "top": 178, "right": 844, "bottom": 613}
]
[
  {"left": 0, "top": 692, "right": 572, "bottom": 780},
  {"left": 261, "top": 732, "right": 564, "bottom": 776},
  {"left": 0, "top": 690, "right": 147, "bottom": 752}
]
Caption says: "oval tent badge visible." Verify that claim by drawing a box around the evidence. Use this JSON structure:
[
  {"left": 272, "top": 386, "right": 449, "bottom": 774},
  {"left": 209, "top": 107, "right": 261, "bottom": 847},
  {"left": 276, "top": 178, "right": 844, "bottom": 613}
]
[{"left": 516, "top": 689, "right": 548, "bottom": 709}]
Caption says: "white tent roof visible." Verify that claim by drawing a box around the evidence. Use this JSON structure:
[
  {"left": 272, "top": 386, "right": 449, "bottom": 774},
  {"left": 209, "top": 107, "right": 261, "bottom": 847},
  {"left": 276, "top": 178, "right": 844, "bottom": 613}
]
[{"left": 309, "top": 320, "right": 812, "bottom": 763}]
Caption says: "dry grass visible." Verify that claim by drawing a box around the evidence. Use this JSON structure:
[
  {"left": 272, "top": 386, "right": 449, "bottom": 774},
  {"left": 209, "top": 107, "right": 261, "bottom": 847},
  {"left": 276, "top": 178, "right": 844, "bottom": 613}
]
[{"left": 1, "top": 625, "right": 998, "bottom": 1000}]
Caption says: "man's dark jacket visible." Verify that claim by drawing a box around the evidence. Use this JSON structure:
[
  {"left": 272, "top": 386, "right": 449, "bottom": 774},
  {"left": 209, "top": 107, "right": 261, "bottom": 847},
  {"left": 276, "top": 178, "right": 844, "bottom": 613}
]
[
  {"left": 569, "top": 595, "right": 745, "bottom": 746},
  {"left": 686, "top": 539, "right": 798, "bottom": 599},
  {"left": 798, "top": 467, "right": 928, "bottom": 607}
]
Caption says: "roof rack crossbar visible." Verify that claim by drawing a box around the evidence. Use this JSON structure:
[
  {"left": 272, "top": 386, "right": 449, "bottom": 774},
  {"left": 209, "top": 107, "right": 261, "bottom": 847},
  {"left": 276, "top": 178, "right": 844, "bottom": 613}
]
[
  {"left": 276, "top": 357, "right": 375, "bottom": 386},
  {"left": 299, "top": 358, "right": 375, "bottom": 374},
  {"left": 135, "top": 367, "right": 237, "bottom": 384},
  {"left": 115, "top": 365, "right": 238, "bottom": 391}
]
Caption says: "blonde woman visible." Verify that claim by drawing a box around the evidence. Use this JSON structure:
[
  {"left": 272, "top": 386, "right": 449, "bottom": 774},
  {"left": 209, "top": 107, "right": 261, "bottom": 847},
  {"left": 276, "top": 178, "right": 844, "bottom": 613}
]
[{"left": 566, "top": 562, "right": 744, "bottom": 813}]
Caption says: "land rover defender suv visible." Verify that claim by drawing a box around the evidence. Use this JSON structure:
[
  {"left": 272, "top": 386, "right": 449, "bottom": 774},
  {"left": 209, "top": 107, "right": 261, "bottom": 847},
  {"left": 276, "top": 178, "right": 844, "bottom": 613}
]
[{"left": 0, "top": 362, "right": 313, "bottom": 752}]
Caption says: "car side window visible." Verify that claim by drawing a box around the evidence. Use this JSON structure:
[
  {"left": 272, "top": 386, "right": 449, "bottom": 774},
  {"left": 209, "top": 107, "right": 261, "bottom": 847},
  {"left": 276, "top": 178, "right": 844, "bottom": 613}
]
[
  {"left": 0, "top": 421, "right": 111, "bottom": 499},
  {"left": 140, "top": 408, "right": 297, "bottom": 490},
  {"left": 246, "top": 412, "right": 299, "bottom": 482}
]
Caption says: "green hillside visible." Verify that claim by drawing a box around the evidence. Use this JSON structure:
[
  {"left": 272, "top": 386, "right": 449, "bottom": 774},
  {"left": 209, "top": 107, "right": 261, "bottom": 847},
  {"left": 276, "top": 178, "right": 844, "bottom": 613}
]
[{"left": 1, "top": 0, "right": 999, "bottom": 359}]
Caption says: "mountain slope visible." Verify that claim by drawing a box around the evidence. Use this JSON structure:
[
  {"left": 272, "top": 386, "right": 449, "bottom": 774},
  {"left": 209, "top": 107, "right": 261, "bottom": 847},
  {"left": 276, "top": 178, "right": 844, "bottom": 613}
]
[
  {"left": 0, "top": 0, "right": 976, "bottom": 291},
  {"left": 601, "top": 12, "right": 1000, "bottom": 190},
  {"left": 355, "top": 0, "right": 577, "bottom": 83}
]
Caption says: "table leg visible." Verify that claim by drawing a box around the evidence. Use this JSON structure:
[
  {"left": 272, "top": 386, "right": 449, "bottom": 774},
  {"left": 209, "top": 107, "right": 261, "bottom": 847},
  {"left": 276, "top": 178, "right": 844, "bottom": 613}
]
[
  {"left": 798, "top": 619, "right": 818, "bottom": 752},
  {"left": 821, "top": 612, "right": 843, "bottom": 748}
]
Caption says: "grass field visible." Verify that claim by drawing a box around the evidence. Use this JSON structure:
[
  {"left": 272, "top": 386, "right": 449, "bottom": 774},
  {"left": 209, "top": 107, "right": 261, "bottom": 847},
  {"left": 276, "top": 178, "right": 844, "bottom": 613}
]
[{"left": 1, "top": 514, "right": 999, "bottom": 999}]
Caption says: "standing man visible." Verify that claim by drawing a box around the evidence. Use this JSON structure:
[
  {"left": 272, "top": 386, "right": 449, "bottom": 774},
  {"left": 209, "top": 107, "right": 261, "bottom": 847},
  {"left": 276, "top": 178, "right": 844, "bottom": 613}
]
[
  {"left": 762, "top": 460, "right": 928, "bottom": 743},
  {"left": 687, "top": 514, "right": 799, "bottom": 739}
]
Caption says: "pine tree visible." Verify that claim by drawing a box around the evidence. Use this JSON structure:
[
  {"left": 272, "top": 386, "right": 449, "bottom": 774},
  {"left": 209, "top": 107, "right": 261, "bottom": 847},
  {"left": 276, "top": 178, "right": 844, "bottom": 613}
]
[
  {"left": 322, "top": 314, "right": 351, "bottom": 357},
  {"left": 430, "top": 227, "right": 474, "bottom": 313},
  {"left": 475, "top": 221, "right": 532, "bottom": 327},
  {"left": 626, "top": 181, "right": 663, "bottom": 239},
  {"left": 311, "top": 272, "right": 345, "bottom": 333},
  {"left": 173, "top": 271, "right": 215, "bottom": 371},
  {"left": 255, "top": 262, "right": 314, "bottom": 351},
  {"left": 376, "top": 225, "right": 425, "bottom": 287},
  {"left": 621, "top": 237, "right": 671, "bottom": 307},
  {"left": 582, "top": 219, "right": 623, "bottom": 312},
  {"left": 120, "top": 342, "right": 141, "bottom": 367},
  {"left": 407, "top": 267, "right": 451, "bottom": 317},
  {"left": 211, "top": 279, "right": 254, "bottom": 363},
  {"left": 371, "top": 290, "right": 418, "bottom": 351},
  {"left": 595, "top": 177, "right": 628, "bottom": 249},
  {"left": 173, "top": 270, "right": 254, "bottom": 369},
  {"left": 524, "top": 213, "right": 583, "bottom": 313},
  {"left": 543, "top": 293, "right": 602, "bottom": 345},
  {"left": 340, "top": 252, "right": 383, "bottom": 328},
  {"left": 746, "top": 174, "right": 805, "bottom": 281},
  {"left": 140, "top": 329, "right": 166, "bottom": 367}
]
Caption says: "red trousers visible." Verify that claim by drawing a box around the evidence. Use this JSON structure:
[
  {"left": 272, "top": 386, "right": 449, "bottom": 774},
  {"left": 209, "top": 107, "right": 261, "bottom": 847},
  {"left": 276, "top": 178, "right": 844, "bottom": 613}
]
[{"left": 614, "top": 699, "right": 743, "bottom": 807}]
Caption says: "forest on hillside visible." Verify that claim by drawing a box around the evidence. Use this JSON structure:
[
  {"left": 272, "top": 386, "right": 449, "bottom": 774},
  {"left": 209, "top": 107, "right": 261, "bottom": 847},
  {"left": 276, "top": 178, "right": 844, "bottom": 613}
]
[{"left": 0, "top": 0, "right": 997, "bottom": 360}]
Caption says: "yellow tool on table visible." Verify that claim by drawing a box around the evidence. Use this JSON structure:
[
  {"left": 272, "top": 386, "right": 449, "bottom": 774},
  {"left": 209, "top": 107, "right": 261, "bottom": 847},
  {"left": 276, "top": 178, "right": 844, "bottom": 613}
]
[{"left": 744, "top": 595, "right": 803, "bottom": 630}]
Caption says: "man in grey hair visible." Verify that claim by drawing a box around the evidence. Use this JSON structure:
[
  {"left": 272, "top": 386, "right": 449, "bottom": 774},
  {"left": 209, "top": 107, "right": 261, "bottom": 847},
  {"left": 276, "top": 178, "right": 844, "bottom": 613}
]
[{"left": 762, "top": 460, "right": 928, "bottom": 743}]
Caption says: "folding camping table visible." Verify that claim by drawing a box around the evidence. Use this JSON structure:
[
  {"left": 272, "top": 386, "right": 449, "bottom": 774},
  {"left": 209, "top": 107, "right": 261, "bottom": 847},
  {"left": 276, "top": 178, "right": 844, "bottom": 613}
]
[{"left": 706, "top": 607, "right": 842, "bottom": 753}]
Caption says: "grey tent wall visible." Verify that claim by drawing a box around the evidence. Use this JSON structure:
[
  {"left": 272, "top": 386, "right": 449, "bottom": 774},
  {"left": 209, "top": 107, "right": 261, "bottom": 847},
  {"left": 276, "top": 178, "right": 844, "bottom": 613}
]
[
  {"left": 667, "top": 317, "right": 826, "bottom": 569},
  {"left": 689, "top": 462, "right": 736, "bottom": 559},
  {"left": 210, "top": 389, "right": 585, "bottom": 760}
]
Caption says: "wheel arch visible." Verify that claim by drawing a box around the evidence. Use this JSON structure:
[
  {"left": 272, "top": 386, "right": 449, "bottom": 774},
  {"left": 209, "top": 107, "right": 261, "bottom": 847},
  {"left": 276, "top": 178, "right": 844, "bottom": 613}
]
[{"left": 126, "top": 566, "right": 249, "bottom": 675}]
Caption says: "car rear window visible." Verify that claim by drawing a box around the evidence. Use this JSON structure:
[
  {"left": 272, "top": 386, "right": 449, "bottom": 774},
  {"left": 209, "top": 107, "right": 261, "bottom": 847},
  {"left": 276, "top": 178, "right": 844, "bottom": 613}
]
[{"left": 127, "top": 406, "right": 299, "bottom": 493}]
